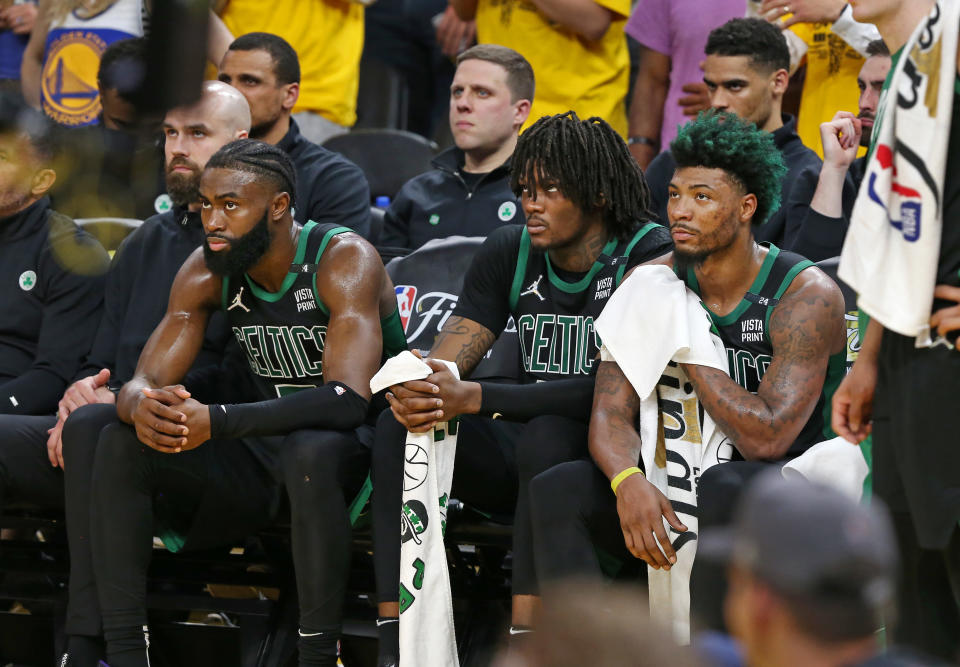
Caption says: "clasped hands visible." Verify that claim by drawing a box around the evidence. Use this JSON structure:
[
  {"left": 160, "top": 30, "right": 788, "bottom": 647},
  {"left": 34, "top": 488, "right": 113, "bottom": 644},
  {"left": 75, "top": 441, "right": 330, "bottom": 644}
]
[
  {"left": 132, "top": 385, "right": 211, "bottom": 453},
  {"left": 385, "top": 356, "right": 480, "bottom": 433}
]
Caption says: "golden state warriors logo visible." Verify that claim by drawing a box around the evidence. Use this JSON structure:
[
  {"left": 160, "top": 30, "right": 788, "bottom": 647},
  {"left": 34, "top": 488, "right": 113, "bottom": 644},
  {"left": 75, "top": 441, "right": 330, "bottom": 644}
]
[{"left": 41, "top": 30, "right": 107, "bottom": 126}]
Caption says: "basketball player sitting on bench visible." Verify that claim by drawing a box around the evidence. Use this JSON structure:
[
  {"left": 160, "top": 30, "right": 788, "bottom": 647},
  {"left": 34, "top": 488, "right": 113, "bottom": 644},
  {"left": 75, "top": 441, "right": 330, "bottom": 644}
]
[
  {"left": 84, "top": 140, "right": 406, "bottom": 667},
  {"left": 370, "top": 111, "right": 674, "bottom": 665}
]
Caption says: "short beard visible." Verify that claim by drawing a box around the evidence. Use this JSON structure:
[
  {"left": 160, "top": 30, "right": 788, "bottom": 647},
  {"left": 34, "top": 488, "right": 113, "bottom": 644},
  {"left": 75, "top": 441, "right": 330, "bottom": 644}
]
[
  {"left": 673, "top": 247, "right": 711, "bottom": 277},
  {"left": 165, "top": 160, "right": 202, "bottom": 207},
  {"left": 203, "top": 210, "right": 272, "bottom": 276},
  {"left": 249, "top": 113, "right": 283, "bottom": 140}
]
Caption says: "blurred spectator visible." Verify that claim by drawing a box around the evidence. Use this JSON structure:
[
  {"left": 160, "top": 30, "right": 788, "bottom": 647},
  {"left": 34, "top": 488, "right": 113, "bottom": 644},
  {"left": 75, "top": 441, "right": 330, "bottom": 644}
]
[
  {"left": 218, "top": 32, "right": 371, "bottom": 236},
  {"left": 644, "top": 17, "right": 821, "bottom": 246},
  {"left": 749, "top": 0, "right": 881, "bottom": 158},
  {"left": 380, "top": 44, "right": 532, "bottom": 250},
  {"left": 21, "top": 0, "right": 232, "bottom": 127},
  {"left": 216, "top": 0, "right": 363, "bottom": 144},
  {"left": 451, "top": 0, "right": 631, "bottom": 136},
  {"left": 624, "top": 0, "right": 744, "bottom": 169},
  {"left": 364, "top": 0, "right": 471, "bottom": 141},
  {"left": 700, "top": 472, "right": 921, "bottom": 667},
  {"left": 0, "top": 0, "right": 37, "bottom": 99},
  {"left": 0, "top": 94, "right": 109, "bottom": 415},
  {"left": 785, "top": 39, "right": 891, "bottom": 260},
  {"left": 50, "top": 36, "right": 164, "bottom": 220},
  {"left": 495, "top": 582, "right": 703, "bottom": 667},
  {"left": 48, "top": 80, "right": 249, "bottom": 666}
]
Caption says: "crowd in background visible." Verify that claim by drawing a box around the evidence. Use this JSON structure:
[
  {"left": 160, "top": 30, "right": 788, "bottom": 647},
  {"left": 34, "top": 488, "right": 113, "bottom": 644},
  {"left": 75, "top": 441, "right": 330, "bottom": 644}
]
[{"left": 0, "top": 0, "right": 956, "bottom": 666}]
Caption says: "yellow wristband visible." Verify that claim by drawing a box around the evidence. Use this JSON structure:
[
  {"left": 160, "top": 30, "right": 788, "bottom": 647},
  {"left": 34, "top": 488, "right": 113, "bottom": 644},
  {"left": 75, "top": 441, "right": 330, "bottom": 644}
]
[{"left": 610, "top": 466, "right": 644, "bottom": 496}]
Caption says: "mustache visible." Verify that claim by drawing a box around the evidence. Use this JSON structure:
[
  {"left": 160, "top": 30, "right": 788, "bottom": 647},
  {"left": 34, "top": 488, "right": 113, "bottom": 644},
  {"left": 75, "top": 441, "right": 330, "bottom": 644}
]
[
  {"left": 669, "top": 223, "right": 697, "bottom": 233},
  {"left": 857, "top": 112, "right": 875, "bottom": 121},
  {"left": 167, "top": 156, "right": 200, "bottom": 174}
]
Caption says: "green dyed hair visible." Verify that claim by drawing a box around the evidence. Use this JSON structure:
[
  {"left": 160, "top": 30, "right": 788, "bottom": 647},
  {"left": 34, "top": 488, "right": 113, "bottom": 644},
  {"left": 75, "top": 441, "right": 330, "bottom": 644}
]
[{"left": 670, "top": 111, "right": 786, "bottom": 226}]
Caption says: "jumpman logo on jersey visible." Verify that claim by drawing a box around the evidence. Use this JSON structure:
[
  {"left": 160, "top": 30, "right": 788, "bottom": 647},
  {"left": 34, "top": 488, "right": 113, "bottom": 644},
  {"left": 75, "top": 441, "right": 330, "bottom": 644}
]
[
  {"left": 521, "top": 274, "right": 545, "bottom": 301},
  {"left": 228, "top": 286, "right": 250, "bottom": 313}
]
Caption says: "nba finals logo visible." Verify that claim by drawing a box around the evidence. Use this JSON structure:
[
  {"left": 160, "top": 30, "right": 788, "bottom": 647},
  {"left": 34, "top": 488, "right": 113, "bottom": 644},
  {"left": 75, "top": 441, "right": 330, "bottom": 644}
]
[
  {"left": 41, "top": 30, "right": 108, "bottom": 127},
  {"left": 395, "top": 285, "right": 418, "bottom": 333}
]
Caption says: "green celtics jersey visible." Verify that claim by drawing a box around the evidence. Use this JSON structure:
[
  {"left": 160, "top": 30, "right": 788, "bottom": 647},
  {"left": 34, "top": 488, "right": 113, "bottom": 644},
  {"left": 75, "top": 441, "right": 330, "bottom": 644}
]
[
  {"left": 221, "top": 221, "right": 407, "bottom": 400},
  {"left": 680, "top": 244, "right": 847, "bottom": 457}
]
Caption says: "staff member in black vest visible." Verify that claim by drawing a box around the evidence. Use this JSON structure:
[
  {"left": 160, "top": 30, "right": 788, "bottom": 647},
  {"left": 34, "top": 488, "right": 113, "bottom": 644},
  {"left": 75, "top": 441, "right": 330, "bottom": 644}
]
[
  {"left": 380, "top": 44, "right": 533, "bottom": 251},
  {"left": 84, "top": 141, "right": 406, "bottom": 667},
  {"left": 371, "top": 111, "right": 673, "bottom": 665}
]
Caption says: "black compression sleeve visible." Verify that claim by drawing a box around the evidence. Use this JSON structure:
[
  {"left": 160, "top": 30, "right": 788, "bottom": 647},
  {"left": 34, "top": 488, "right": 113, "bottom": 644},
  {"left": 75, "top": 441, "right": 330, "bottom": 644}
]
[
  {"left": 477, "top": 375, "right": 595, "bottom": 423},
  {"left": 208, "top": 381, "right": 369, "bottom": 438}
]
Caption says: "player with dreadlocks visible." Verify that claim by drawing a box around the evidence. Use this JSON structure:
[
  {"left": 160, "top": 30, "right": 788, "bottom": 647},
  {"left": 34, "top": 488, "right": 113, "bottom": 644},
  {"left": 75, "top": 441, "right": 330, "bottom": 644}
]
[
  {"left": 85, "top": 139, "right": 407, "bottom": 667},
  {"left": 370, "top": 111, "right": 672, "bottom": 666},
  {"left": 532, "top": 111, "right": 847, "bottom": 632}
]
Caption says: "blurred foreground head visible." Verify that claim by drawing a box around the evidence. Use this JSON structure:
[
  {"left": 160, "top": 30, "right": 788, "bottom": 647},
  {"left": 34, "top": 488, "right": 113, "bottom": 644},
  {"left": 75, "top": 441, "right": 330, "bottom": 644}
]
[
  {"left": 0, "top": 94, "right": 58, "bottom": 218},
  {"left": 494, "top": 581, "right": 703, "bottom": 667},
  {"left": 701, "top": 471, "right": 898, "bottom": 666}
]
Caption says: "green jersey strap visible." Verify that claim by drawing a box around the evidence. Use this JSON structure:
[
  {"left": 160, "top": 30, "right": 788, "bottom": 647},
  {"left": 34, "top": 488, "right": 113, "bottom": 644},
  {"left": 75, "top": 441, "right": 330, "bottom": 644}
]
[
  {"left": 615, "top": 221, "right": 660, "bottom": 286},
  {"left": 309, "top": 225, "right": 354, "bottom": 315},
  {"left": 508, "top": 228, "right": 533, "bottom": 312},
  {"left": 763, "top": 257, "right": 816, "bottom": 336}
]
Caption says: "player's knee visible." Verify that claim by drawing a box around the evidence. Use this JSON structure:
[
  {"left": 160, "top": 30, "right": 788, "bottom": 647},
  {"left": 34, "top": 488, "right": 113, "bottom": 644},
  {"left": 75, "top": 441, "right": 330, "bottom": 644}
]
[
  {"left": 530, "top": 460, "right": 593, "bottom": 523},
  {"left": 517, "top": 415, "right": 585, "bottom": 482},
  {"left": 62, "top": 404, "right": 122, "bottom": 469},
  {"left": 280, "top": 429, "right": 357, "bottom": 488}
]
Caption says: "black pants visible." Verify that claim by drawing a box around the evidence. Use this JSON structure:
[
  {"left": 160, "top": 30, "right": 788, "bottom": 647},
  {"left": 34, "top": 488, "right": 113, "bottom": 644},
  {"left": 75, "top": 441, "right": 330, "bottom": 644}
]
[
  {"left": 874, "top": 330, "right": 960, "bottom": 660},
  {"left": 88, "top": 420, "right": 367, "bottom": 666},
  {"left": 62, "top": 404, "right": 127, "bottom": 638},
  {"left": 529, "top": 460, "right": 637, "bottom": 585},
  {"left": 371, "top": 410, "right": 588, "bottom": 602},
  {"left": 688, "top": 460, "right": 770, "bottom": 632},
  {"left": 0, "top": 413, "right": 63, "bottom": 509}
]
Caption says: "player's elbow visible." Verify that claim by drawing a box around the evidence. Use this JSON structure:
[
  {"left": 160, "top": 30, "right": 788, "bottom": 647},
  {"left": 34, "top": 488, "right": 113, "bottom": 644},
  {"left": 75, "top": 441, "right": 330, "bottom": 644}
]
[{"left": 735, "top": 433, "right": 793, "bottom": 462}]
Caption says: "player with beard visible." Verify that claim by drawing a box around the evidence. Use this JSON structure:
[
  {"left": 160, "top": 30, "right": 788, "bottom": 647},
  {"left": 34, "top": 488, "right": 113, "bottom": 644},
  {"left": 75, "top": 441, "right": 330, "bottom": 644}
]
[
  {"left": 42, "top": 81, "right": 252, "bottom": 666},
  {"left": 218, "top": 32, "right": 371, "bottom": 237},
  {"left": 371, "top": 112, "right": 673, "bottom": 666},
  {"left": 530, "top": 112, "right": 846, "bottom": 633},
  {"left": 84, "top": 140, "right": 406, "bottom": 667},
  {"left": 786, "top": 39, "right": 893, "bottom": 260}
]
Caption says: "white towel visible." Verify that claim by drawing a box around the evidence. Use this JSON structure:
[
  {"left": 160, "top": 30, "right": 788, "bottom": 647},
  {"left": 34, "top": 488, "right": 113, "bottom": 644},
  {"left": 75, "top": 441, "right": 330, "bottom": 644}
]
[
  {"left": 595, "top": 266, "right": 731, "bottom": 643},
  {"left": 838, "top": 1, "right": 960, "bottom": 341},
  {"left": 369, "top": 352, "right": 460, "bottom": 667},
  {"left": 782, "top": 437, "right": 869, "bottom": 502}
]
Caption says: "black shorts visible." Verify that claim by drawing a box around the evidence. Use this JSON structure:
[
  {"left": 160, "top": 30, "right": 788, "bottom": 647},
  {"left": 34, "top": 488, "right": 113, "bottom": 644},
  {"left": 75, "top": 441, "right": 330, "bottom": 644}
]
[{"left": 873, "top": 329, "right": 960, "bottom": 549}]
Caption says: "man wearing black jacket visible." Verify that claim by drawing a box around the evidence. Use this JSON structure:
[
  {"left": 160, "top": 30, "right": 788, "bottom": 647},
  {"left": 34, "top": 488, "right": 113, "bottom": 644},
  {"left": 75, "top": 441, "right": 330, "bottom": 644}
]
[
  {"left": 0, "top": 82, "right": 251, "bottom": 667},
  {"left": 783, "top": 40, "right": 892, "bottom": 261},
  {"left": 380, "top": 44, "right": 533, "bottom": 250},
  {"left": 643, "top": 18, "right": 822, "bottom": 248},
  {"left": 0, "top": 96, "right": 109, "bottom": 418},
  {"left": 218, "top": 32, "right": 372, "bottom": 238}
]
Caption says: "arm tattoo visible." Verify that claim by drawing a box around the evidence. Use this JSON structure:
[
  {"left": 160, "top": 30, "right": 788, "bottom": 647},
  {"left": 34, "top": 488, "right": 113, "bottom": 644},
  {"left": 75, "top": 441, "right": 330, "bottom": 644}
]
[
  {"left": 590, "top": 361, "right": 644, "bottom": 477},
  {"left": 432, "top": 316, "right": 496, "bottom": 377},
  {"left": 685, "top": 274, "right": 844, "bottom": 459}
]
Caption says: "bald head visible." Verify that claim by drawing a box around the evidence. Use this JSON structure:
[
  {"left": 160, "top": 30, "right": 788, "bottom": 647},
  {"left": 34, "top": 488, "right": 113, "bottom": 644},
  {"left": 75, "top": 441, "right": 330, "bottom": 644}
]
[{"left": 162, "top": 81, "right": 253, "bottom": 206}]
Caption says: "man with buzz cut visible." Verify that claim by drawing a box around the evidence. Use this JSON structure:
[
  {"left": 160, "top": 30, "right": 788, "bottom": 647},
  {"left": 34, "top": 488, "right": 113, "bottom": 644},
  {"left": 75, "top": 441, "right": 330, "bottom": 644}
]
[
  {"left": 380, "top": 44, "right": 533, "bottom": 251},
  {"left": 643, "top": 17, "right": 822, "bottom": 248},
  {"left": 372, "top": 111, "right": 673, "bottom": 666},
  {"left": 218, "top": 32, "right": 371, "bottom": 237},
  {"left": 82, "top": 140, "right": 407, "bottom": 667},
  {"left": 531, "top": 112, "right": 846, "bottom": 632}
]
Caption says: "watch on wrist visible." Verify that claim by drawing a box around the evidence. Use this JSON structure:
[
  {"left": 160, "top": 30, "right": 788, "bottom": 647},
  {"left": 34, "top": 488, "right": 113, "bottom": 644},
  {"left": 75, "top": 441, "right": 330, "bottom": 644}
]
[{"left": 627, "top": 135, "right": 660, "bottom": 150}]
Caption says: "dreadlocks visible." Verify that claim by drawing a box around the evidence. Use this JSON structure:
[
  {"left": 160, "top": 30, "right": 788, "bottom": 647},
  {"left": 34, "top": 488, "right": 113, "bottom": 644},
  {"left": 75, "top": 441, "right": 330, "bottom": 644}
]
[
  {"left": 205, "top": 139, "right": 298, "bottom": 204},
  {"left": 510, "top": 111, "right": 653, "bottom": 241}
]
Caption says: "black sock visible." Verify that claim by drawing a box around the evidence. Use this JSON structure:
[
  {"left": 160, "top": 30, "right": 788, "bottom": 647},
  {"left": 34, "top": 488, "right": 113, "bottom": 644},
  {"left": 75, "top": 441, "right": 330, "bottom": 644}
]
[
  {"left": 376, "top": 616, "right": 399, "bottom": 665},
  {"left": 62, "top": 635, "right": 104, "bottom": 667},
  {"left": 104, "top": 624, "right": 150, "bottom": 667},
  {"left": 298, "top": 626, "right": 340, "bottom": 667}
]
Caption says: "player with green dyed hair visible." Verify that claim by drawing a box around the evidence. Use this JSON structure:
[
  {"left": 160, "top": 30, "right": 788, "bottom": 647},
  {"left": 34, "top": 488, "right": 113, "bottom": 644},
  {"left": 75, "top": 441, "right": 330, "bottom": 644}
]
[{"left": 671, "top": 111, "right": 787, "bottom": 227}]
